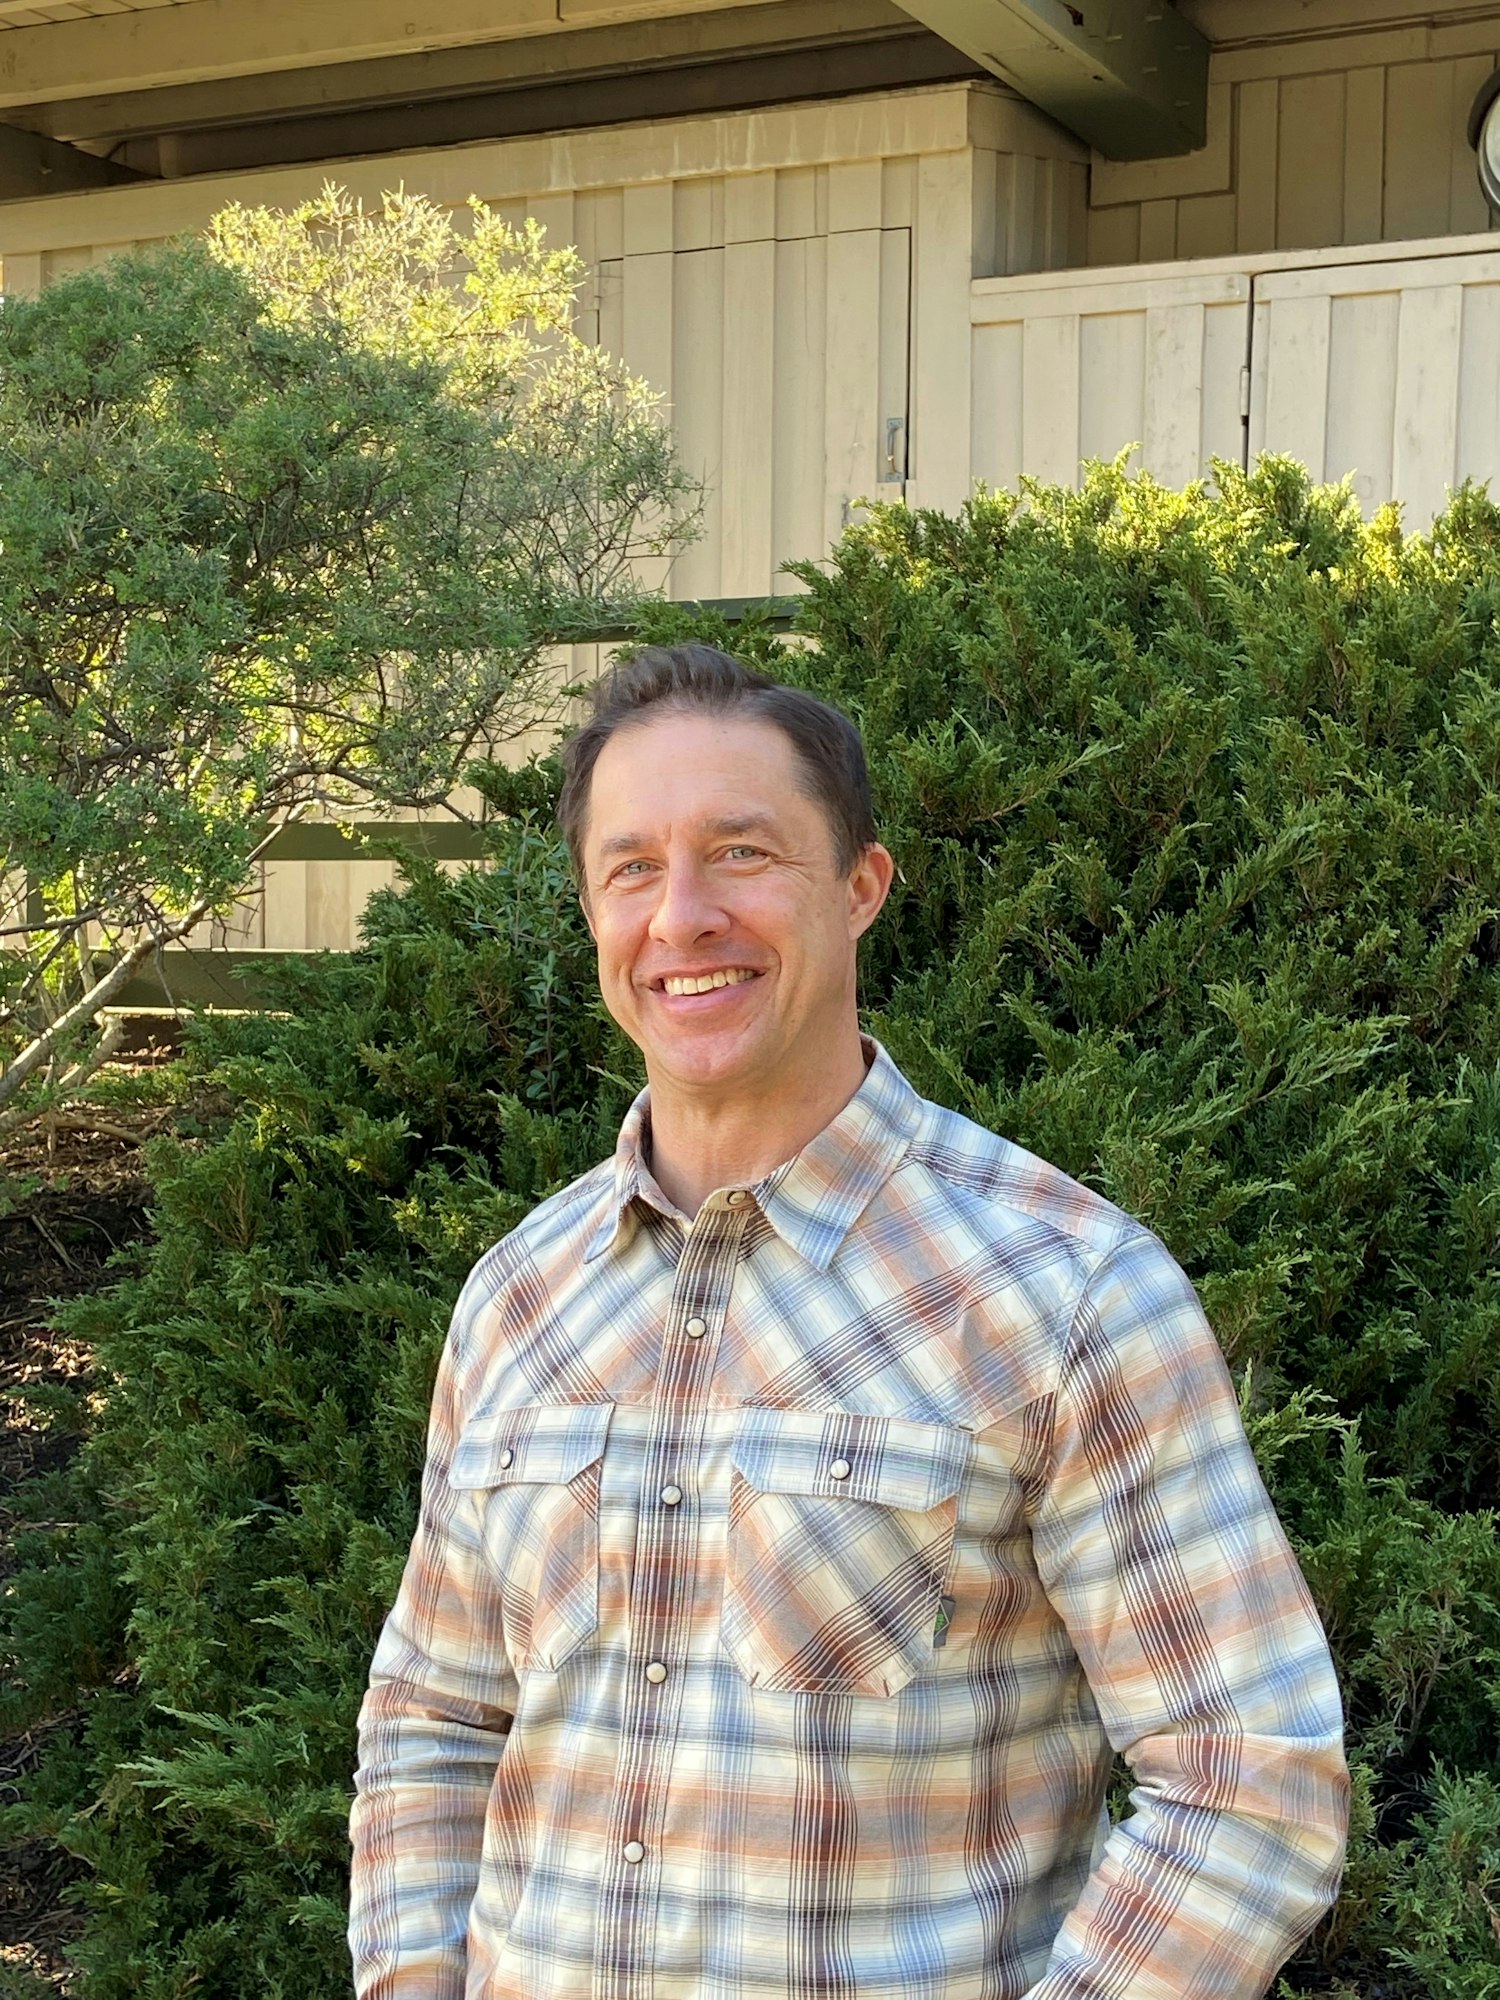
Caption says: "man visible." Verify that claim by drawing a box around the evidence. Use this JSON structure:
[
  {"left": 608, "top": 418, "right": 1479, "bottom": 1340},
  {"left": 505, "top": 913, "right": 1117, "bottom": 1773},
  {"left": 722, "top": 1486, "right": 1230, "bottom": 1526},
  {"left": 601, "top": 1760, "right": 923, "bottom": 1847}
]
[{"left": 349, "top": 643, "right": 1349, "bottom": 2000}]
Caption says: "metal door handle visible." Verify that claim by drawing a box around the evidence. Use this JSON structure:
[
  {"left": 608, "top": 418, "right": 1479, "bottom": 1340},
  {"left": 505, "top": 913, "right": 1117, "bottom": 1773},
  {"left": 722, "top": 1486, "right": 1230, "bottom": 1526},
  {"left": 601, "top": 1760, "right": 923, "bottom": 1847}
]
[{"left": 883, "top": 416, "right": 907, "bottom": 481}]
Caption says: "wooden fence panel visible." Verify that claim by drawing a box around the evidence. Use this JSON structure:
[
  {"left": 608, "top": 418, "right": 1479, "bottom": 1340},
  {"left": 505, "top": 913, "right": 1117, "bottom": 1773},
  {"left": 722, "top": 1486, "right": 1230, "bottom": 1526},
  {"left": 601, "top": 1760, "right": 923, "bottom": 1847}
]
[
  {"left": 970, "top": 267, "right": 1252, "bottom": 492},
  {"left": 1249, "top": 248, "right": 1500, "bottom": 524}
]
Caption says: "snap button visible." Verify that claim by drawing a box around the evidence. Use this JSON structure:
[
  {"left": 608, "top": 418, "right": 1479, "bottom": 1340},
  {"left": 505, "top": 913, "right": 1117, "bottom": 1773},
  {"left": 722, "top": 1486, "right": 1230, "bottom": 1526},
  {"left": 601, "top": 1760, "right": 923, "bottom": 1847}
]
[
  {"left": 685, "top": 1316, "right": 707, "bottom": 1339},
  {"left": 622, "top": 1840, "right": 646, "bottom": 1864},
  {"left": 725, "top": 1189, "right": 749, "bottom": 1206},
  {"left": 660, "top": 1484, "right": 683, "bottom": 1506},
  {"left": 829, "top": 1457, "right": 852, "bottom": 1481},
  {"left": 644, "top": 1661, "right": 668, "bottom": 1684},
  {"left": 497, "top": 1448, "right": 513, "bottom": 1469}
]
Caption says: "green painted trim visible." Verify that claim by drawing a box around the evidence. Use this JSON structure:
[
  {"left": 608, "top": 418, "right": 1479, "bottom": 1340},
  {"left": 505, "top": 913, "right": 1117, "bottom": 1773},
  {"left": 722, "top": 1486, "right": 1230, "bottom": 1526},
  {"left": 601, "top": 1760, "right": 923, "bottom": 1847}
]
[
  {"left": 262, "top": 822, "right": 488, "bottom": 860},
  {"left": 102, "top": 949, "right": 321, "bottom": 1011},
  {"left": 568, "top": 594, "right": 801, "bottom": 641}
]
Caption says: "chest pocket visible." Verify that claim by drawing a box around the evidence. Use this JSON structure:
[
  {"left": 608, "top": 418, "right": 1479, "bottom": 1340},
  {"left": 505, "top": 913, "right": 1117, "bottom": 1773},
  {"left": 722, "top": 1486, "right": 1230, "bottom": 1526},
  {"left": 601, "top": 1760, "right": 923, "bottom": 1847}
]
[
  {"left": 721, "top": 1407, "right": 971, "bottom": 1698},
  {"left": 449, "top": 1402, "right": 613, "bottom": 1672}
]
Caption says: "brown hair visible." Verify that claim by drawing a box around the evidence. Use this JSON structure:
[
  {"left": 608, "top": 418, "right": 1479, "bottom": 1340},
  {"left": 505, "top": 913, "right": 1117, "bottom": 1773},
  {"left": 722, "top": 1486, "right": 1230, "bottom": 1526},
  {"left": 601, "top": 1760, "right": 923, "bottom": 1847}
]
[{"left": 557, "top": 642, "right": 877, "bottom": 883}]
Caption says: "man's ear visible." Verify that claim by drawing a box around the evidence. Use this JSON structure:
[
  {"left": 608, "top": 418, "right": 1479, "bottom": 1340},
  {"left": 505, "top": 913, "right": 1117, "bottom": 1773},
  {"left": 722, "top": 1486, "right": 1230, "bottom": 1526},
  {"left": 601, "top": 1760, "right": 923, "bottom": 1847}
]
[{"left": 847, "top": 842, "right": 895, "bottom": 942}]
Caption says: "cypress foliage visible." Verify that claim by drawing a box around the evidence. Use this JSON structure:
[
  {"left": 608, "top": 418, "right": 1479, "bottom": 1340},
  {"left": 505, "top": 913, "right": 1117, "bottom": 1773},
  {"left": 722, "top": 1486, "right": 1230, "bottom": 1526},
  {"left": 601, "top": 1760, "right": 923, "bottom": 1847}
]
[{"left": 3, "top": 457, "right": 1499, "bottom": 1996}]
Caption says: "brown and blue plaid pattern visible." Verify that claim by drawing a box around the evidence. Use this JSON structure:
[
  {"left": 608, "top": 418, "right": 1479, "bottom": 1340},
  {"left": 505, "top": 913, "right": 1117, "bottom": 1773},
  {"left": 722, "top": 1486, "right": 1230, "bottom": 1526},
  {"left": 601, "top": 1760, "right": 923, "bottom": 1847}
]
[{"left": 350, "top": 1043, "right": 1348, "bottom": 2000}]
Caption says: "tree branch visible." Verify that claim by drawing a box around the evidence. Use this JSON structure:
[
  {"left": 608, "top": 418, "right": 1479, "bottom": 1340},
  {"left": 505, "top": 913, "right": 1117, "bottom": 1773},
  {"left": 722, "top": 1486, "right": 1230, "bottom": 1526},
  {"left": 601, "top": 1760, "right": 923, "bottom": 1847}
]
[
  {"left": 0, "top": 915, "right": 204, "bottom": 1112},
  {"left": 0, "top": 818, "right": 293, "bottom": 1114}
]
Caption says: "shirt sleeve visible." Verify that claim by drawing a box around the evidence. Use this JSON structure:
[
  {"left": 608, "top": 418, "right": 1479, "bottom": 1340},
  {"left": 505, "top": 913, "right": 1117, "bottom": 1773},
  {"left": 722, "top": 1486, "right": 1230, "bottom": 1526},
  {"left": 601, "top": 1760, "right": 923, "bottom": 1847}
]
[
  {"left": 1024, "top": 1227, "right": 1350, "bottom": 2000},
  {"left": 348, "top": 1313, "right": 518, "bottom": 2000}
]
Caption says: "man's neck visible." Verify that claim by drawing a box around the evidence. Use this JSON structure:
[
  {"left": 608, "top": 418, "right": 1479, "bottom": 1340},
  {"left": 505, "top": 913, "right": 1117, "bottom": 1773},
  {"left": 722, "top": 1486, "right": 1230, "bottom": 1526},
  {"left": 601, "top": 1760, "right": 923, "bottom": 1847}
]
[{"left": 646, "top": 1038, "right": 871, "bottom": 1217}]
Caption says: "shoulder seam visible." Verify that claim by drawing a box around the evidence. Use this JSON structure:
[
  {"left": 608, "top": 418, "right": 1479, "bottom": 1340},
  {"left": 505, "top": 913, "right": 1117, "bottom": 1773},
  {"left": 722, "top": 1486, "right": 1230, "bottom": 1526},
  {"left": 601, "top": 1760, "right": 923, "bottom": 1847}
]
[
  {"left": 900, "top": 1136, "right": 1138, "bottom": 1263},
  {"left": 450, "top": 1155, "right": 615, "bottom": 1349}
]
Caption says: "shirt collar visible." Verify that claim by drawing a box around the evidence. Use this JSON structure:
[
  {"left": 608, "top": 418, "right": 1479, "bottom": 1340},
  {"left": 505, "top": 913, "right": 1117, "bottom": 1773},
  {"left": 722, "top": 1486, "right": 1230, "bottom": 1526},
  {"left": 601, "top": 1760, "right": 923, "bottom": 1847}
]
[{"left": 582, "top": 1039, "right": 922, "bottom": 1272}]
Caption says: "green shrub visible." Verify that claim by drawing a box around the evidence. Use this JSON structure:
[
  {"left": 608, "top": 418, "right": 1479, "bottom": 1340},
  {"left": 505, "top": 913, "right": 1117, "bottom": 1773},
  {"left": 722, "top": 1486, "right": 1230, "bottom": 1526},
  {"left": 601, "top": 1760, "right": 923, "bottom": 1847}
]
[{"left": 4, "top": 457, "right": 1499, "bottom": 1996}]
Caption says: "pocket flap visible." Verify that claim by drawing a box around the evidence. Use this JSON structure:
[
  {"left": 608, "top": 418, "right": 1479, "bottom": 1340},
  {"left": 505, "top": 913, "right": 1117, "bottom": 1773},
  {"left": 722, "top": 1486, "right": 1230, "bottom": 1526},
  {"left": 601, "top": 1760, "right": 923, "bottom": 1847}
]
[
  {"left": 731, "top": 1407, "right": 969, "bottom": 1513},
  {"left": 449, "top": 1401, "right": 614, "bottom": 1490}
]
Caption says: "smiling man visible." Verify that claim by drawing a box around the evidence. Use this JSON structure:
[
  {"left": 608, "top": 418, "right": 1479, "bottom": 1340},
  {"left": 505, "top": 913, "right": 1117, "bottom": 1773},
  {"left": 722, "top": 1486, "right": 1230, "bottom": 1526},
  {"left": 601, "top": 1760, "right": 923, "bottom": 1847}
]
[{"left": 349, "top": 644, "right": 1349, "bottom": 2000}]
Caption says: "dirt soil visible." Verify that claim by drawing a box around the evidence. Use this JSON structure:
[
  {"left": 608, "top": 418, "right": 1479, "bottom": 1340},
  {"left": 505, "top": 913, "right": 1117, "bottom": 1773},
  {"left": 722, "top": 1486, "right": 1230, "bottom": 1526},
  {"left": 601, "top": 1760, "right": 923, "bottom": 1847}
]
[{"left": 0, "top": 1097, "right": 172, "bottom": 1995}]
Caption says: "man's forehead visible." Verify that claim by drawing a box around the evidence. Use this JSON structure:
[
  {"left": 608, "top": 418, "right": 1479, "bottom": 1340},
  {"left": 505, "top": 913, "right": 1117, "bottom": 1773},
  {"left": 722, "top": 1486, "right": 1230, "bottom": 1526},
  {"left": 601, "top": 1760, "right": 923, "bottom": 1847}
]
[
  {"left": 586, "top": 715, "right": 809, "bottom": 844},
  {"left": 593, "top": 708, "right": 796, "bottom": 777}
]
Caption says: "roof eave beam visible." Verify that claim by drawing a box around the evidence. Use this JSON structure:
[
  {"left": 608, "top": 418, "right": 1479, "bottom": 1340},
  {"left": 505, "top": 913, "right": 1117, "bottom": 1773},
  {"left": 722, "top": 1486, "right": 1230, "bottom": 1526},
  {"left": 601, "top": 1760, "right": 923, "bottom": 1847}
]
[
  {"left": 897, "top": 0, "right": 1208, "bottom": 158},
  {"left": 0, "top": 121, "right": 147, "bottom": 198}
]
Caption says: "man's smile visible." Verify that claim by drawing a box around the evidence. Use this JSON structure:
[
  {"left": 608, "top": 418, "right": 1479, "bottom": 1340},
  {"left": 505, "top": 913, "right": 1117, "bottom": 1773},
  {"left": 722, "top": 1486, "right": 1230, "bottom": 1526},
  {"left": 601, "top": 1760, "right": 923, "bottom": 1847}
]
[
  {"left": 653, "top": 967, "right": 762, "bottom": 997},
  {"left": 647, "top": 967, "right": 767, "bottom": 1015}
]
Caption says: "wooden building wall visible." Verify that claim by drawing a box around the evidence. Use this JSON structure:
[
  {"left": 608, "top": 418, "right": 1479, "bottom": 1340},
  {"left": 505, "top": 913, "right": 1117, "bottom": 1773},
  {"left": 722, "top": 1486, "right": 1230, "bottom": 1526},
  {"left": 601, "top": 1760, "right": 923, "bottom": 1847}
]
[
  {"left": 1087, "top": 13, "right": 1500, "bottom": 266},
  {"left": 972, "top": 236, "right": 1500, "bottom": 527},
  {"left": 0, "top": 82, "right": 1085, "bottom": 529}
]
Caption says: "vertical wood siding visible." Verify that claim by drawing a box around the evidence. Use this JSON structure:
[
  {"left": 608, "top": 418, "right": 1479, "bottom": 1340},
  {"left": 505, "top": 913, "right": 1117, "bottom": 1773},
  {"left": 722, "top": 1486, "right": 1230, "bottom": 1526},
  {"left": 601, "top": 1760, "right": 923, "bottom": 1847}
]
[
  {"left": 972, "top": 241, "right": 1500, "bottom": 536},
  {"left": 1088, "top": 34, "right": 1500, "bottom": 265},
  {"left": 1249, "top": 249, "right": 1500, "bottom": 525},
  {"left": 590, "top": 167, "right": 914, "bottom": 600},
  {"left": 970, "top": 270, "right": 1251, "bottom": 493}
]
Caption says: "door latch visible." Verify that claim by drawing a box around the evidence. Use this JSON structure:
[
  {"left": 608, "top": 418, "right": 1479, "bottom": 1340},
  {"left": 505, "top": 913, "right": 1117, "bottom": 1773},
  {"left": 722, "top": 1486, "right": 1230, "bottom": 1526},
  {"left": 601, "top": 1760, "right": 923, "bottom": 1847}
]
[{"left": 882, "top": 415, "right": 907, "bottom": 482}]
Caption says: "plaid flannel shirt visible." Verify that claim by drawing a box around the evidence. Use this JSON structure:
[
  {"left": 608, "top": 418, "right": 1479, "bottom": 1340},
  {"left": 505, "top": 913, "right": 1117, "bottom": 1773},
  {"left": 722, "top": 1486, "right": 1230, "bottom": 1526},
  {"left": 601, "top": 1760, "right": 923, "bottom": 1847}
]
[{"left": 349, "top": 1041, "right": 1348, "bottom": 2000}]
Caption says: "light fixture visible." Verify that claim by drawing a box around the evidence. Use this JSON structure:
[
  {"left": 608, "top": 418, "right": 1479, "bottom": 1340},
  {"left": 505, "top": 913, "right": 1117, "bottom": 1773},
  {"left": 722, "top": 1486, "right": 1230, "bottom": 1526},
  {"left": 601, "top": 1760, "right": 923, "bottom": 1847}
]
[{"left": 1467, "top": 67, "right": 1500, "bottom": 211}]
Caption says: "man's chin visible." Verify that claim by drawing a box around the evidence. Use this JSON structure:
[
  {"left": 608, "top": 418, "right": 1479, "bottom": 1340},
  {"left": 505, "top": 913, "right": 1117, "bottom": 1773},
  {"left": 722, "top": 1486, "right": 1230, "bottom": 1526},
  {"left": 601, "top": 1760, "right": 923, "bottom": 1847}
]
[{"left": 642, "top": 1021, "right": 772, "bottom": 1099}]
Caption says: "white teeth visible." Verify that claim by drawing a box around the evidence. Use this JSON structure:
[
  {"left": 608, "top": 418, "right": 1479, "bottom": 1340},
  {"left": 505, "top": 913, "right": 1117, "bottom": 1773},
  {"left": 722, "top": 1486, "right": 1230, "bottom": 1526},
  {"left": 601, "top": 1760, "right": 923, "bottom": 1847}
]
[{"left": 663, "top": 969, "right": 756, "bottom": 996}]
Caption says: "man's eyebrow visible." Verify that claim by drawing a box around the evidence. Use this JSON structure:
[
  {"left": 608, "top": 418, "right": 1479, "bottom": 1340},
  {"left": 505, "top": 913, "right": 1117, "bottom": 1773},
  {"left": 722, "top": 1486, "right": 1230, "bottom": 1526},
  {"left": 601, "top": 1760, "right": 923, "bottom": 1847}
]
[
  {"left": 596, "top": 832, "right": 647, "bottom": 861},
  {"left": 594, "top": 812, "right": 780, "bottom": 862}
]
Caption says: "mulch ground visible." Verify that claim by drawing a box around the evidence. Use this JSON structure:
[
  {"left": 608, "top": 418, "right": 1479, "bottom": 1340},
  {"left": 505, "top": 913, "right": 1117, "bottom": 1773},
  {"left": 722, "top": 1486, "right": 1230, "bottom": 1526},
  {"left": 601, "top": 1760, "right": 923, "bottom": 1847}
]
[{"left": 0, "top": 1095, "right": 173, "bottom": 1995}]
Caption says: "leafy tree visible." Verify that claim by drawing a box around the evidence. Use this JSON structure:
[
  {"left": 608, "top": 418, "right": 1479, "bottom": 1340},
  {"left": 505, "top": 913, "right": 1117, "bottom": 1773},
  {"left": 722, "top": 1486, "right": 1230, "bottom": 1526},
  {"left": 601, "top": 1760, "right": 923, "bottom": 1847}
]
[{"left": 0, "top": 187, "right": 695, "bottom": 1136}]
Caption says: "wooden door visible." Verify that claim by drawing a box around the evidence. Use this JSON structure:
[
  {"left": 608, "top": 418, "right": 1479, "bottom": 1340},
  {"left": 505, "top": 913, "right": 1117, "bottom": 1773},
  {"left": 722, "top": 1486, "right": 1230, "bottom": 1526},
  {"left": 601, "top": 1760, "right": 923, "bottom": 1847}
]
[{"left": 594, "top": 220, "right": 911, "bottom": 599}]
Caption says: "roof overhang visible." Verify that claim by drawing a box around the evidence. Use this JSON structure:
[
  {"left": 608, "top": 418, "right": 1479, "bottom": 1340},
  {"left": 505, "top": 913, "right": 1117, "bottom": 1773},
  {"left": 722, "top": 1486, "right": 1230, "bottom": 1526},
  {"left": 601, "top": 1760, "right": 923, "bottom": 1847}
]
[
  {"left": 0, "top": 0, "right": 1210, "bottom": 198},
  {"left": 895, "top": 0, "right": 1209, "bottom": 157},
  {"left": 0, "top": 0, "right": 988, "bottom": 194}
]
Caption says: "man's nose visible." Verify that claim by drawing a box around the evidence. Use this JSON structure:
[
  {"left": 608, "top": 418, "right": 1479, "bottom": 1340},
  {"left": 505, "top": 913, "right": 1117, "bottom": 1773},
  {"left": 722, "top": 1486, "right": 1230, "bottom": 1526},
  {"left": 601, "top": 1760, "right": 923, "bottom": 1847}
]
[{"left": 647, "top": 860, "right": 730, "bottom": 948}]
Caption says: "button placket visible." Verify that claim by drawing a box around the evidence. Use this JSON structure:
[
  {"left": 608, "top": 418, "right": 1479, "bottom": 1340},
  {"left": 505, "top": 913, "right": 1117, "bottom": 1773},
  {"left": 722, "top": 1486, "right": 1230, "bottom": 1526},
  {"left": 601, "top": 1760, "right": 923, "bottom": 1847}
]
[{"left": 600, "top": 1200, "right": 752, "bottom": 1994}]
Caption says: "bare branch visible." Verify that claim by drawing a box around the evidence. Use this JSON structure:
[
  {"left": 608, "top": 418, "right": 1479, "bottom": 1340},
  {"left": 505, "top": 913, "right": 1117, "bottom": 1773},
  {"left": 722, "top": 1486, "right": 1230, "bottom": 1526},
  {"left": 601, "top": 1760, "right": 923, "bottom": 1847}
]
[
  {"left": 0, "top": 904, "right": 211, "bottom": 1112},
  {"left": 0, "top": 1012, "right": 126, "bottom": 1139}
]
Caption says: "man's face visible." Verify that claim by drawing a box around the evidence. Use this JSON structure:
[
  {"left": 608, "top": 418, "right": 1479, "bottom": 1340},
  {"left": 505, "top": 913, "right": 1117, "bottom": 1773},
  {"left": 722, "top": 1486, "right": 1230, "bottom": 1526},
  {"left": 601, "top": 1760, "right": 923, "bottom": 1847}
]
[{"left": 580, "top": 710, "right": 889, "bottom": 1103}]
